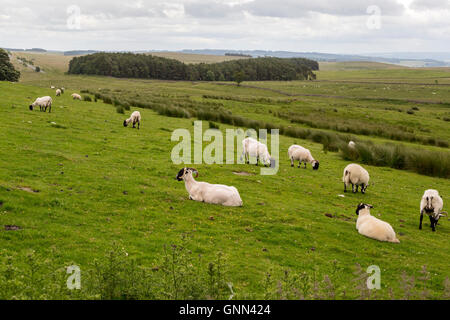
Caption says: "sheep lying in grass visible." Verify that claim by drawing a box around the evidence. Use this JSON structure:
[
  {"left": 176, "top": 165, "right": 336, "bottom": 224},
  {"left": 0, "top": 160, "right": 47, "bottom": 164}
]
[
  {"left": 420, "top": 189, "right": 447, "bottom": 232},
  {"left": 123, "top": 111, "right": 141, "bottom": 129},
  {"left": 176, "top": 168, "right": 243, "bottom": 207},
  {"left": 29, "top": 96, "right": 52, "bottom": 113},
  {"left": 288, "top": 144, "right": 319, "bottom": 170},
  {"left": 56, "top": 89, "right": 61, "bottom": 96},
  {"left": 343, "top": 163, "right": 370, "bottom": 194},
  {"left": 355, "top": 203, "right": 400, "bottom": 243},
  {"left": 241, "top": 137, "right": 271, "bottom": 166},
  {"left": 348, "top": 141, "right": 356, "bottom": 148},
  {"left": 71, "top": 93, "right": 82, "bottom": 100}
]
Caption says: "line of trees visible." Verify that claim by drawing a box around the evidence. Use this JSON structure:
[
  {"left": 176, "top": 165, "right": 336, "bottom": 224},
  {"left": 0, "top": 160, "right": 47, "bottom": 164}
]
[
  {"left": 0, "top": 48, "right": 20, "bottom": 82},
  {"left": 68, "top": 52, "right": 318, "bottom": 81}
]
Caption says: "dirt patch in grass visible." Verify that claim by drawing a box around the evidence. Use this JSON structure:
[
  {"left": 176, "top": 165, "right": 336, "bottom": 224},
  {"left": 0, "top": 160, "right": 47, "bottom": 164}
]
[
  {"left": 17, "top": 186, "right": 39, "bottom": 193},
  {"left": 232, "top": 171, "right": 254, "bottom": 176},
  {"left": 4, "top": 225, "right": 21, "bottom": 231}
]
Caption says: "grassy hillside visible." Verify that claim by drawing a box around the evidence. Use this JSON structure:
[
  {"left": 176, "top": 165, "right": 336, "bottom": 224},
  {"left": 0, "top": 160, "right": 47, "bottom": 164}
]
[{"left": 0, "top": 79, "right": 449, "bottom": 299}]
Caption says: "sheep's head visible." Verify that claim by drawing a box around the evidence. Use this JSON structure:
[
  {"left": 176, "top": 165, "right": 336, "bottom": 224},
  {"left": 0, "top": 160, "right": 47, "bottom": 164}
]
[
  {"left": 356, "top": 203, "right": 373, "bottom": 216},
  {"left": 424, "top": 196, "right": 435, "bottom": 213},
  {"left": 123, "top": 120, "right": 128, "bottom": 127},
  {"left": 176, "top": 167, "right": 198, "bottom": 181},
  {"left": 29, "top": 104, "right": 33, "bottom": 111},
  {"left": 312, "top": 160, "right": 320, "bottom": 170}
]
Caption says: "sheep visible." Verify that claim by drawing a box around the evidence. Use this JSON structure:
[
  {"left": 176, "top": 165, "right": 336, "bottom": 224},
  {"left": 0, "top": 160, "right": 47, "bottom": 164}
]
[
  {"left": 123, "top": 111, "right": 141, "bottom": 129},
  {"left": 50, "top": 86, "right": 55, "bottom": 89},
  {"left": 71, "top": 93, "right": 82, "bottom": 100},
  {"left": 29, "top": 96, "right": 52, "bottom": 113},
  {"left": 60, "top": 87, "right": 65, "bottom": 94},
  {"left": 288, "top": 144, "right": 319, "bottom": 170},
  {"left": 56, "top": 89, "right": 61, "bottom": 96},
  {"left": 176, "top": 168, "right": 243, "bottom": 207},
  {"left": 348, "top": 141, "right": 356, "bottom": 148},
  {"left": 343, "top": 163, "right": 370, "bottom": 194},
  {"left": 241, "top": 137, "right": 271, "bottom": 166},
  {"left": 355, "top": 203, "right": 400, "bottom": 243},
  {"left": 419, "top": 189, "right": 447, "bottom": 232}
]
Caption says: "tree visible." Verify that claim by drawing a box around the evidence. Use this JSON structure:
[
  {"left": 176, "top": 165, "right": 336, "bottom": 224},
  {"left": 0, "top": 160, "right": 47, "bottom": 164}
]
[
  {"left": 233, "top": 71, "right": 245, "bottom": 86},
  {"left": 0, "top": 48, "right": 20, "bottom": 82},
  {"left": 205, "top": 70, "right": 215, "bottom": 81}
]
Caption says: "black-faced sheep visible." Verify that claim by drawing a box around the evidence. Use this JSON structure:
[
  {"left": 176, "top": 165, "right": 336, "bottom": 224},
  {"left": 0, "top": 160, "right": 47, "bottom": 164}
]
[
  {"left": 29, "top": 96, "right": 52, "bottom": 113},
  {"left": 176, "top": 168, "right": 243, "bottom": 207},
  {"left": 288, "top": 144, "right": 319, "bottom": 170},
  {"left": 343, "top": 163, "right": 370, "bottom": 194},
  {"left": 123, "top": 111, "right": 141, "bottom": 129},
  {"left": 420, "top": 189, "right": 447, "bottom": 232},
  {"left": 241, "top": 137, "right": 271, "bottom": 166},
  {"left": 355, "top": 203, "right": 400, "bottom": 243}
]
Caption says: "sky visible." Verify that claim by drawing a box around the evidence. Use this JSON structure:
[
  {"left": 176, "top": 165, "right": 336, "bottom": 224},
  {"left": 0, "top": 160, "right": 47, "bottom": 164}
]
[{"left": 0, "top": 0, "right": 449, "bottom": 54}]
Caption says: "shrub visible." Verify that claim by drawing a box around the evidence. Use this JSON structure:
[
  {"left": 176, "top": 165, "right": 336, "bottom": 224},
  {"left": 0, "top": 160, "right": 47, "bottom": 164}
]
[
  {"left": 116, "top": 106, "right": 124, "bottom": 114},
  {"left": 83, "top": 96, "right": 92, "bottom": 102}
]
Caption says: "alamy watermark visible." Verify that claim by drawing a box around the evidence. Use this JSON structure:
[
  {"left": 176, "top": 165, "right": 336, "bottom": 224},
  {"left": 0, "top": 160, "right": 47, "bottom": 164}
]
[
  {"left": 67, "top": 265, "right": 81, "bottom": 290},
  {"left": 366, "top": 265, "right": 381, "bottom": 290},
  {"left": 366, "top": 5, "right": 382, "bottom": 30},
  {"left": 171, "top": 121, "right": 279, "bottom": 175},
  {"left": 67, "top": 5, "right": 81, "bottom": 30}
]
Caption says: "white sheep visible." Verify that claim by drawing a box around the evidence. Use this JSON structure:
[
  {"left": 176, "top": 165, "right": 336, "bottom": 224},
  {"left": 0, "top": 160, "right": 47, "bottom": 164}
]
[
  {"left": 29, "top": 96, "right": 52, "bottom": 113},
  {"left": 288, "top": 144, "right": 319, "bottom": 170},
  {"left": 60, "top": 87, "right": 65, "bottom": 93},
  {"left": 241, "top": 137, "right": 271, "bottom": 166},
  {"left": 56, "top": 89, "right": 61, "bottom": 96},
  {"left": 420, "top": 189, "right": 447, "bottom": 232},
  {"left": 343, "top": 163, "right": 370, "bottom": 194},
  {"left": 355, "top": 203, "right": 400, "bottom": 243},
  {"left": 123, "top": 111, "right": 141, "bottom": 129},
  {"left": 176, "top": 168, "right": 243, "bottom": 207},
  {"left": 348, "top": 141, "right": 356, "bottom": 148},
  {"left": 71, "top": 93, "right": 82, "bottom": 100},
  {"left": 50, "top": 86, "right": 55, "bottom": 89}
]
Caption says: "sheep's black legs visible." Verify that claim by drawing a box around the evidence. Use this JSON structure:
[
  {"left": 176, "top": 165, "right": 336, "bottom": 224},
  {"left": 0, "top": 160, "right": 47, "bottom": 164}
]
[
  {"left": 298, "top": 161, "right": 301, "bottom": 168},
  {"left": 429, "top": 216, "right": 436, "bottom": 232},
  {"left": 304, "top": 162, "right": 307, "bottom": 169},
  {"left": 256, "top": 156, "right": 259, "bottom": 166},
  {"left": 419, "top": 211, "right": 423, "bottom": 230},
  {"left": 355, "top": 185, "right": 359, "bottom": 193}
]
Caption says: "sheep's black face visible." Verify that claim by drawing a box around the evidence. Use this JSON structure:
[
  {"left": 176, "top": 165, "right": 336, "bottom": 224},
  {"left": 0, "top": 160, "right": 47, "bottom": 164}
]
[
  {"left": 29, "top": 105, "right": 33, "bottom": 111},
  {"left": 176, "top": 168, "right": 186, "bottom": 181},
  {"left": 313, "top": 161, "right": 319, "bottom": 170},
  {"left": 356, "top": 203, "right": 373, "bottom": 215},
  {"left": 123, "top": 120, "right": 128, "bottom": 127}
]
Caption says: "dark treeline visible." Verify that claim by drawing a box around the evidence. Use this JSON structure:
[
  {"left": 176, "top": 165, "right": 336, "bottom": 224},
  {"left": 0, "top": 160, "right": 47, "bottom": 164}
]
[
  {"left": 68, "top": 52, "right": 318, "bottom": 81},
  {"left": 0, "top": 48, "right": 20, "bottom": 82}
]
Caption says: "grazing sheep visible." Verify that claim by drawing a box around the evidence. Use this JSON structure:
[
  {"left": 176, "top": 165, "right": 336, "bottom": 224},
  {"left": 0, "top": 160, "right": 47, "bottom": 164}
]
[
  {"left": 348, "top": 141, "right": 356, "bottom": 148},
  {"left": 50, "top": 86, "right": 55, "bottom": 89},
  {"left": 60, "top": 87, "right": 65, "bottom": 94},
  {"left": 71, "top": 93, "right": 82, "bottom": 100},
  {"left": 56, "top": 89, "right": 61, "bottom": 96},
  {"left": 123, "top": 111, "right": 141, "bottom": 129},
  {"left": 355, "top": 203, "right": 400, "bottom": 243},
  {"left": 420, "top": 189, "right": 447, "bottom": 232},
  {"left": 343, "top": 163, "right": 370, "bottom": 194},
  {"left": 29, "top": 96, "right": 52, "bottom": 113},
  {"left": 288, "top": 144, "right": 319, "bottom": 170},
  {"left": 176, "top": 168, "right": 243, "bottom": 207},
  {"left": 241, "top": 137, "right": 271, "bottom": 166}
]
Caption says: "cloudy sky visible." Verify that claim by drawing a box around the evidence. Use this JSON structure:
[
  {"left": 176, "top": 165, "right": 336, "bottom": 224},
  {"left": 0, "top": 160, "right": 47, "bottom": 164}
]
[{"left": 0, "top": 0, "right": 449, "bottom": 53}]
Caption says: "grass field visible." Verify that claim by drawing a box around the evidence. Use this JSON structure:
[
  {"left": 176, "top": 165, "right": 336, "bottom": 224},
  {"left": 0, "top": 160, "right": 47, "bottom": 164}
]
[{"left": 0, "top": 53, "right": 449, "bottom": 299}]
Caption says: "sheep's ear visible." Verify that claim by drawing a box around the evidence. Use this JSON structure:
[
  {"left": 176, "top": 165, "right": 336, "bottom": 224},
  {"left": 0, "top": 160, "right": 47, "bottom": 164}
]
[{"left": 367, "top": 204, "right": 373, "bottom": 209}]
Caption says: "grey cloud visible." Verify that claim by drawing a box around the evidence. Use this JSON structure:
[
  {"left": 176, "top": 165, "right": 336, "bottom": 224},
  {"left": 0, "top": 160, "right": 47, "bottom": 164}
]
[
  {"left": 243, "top": 0, "right": 405, "bottom": 18},
  {"left": 184, "top": 1, "right": 242, "bottom": 18},
  {"left": 411, "top": 0, "right": 450, "bottom": 10}
]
